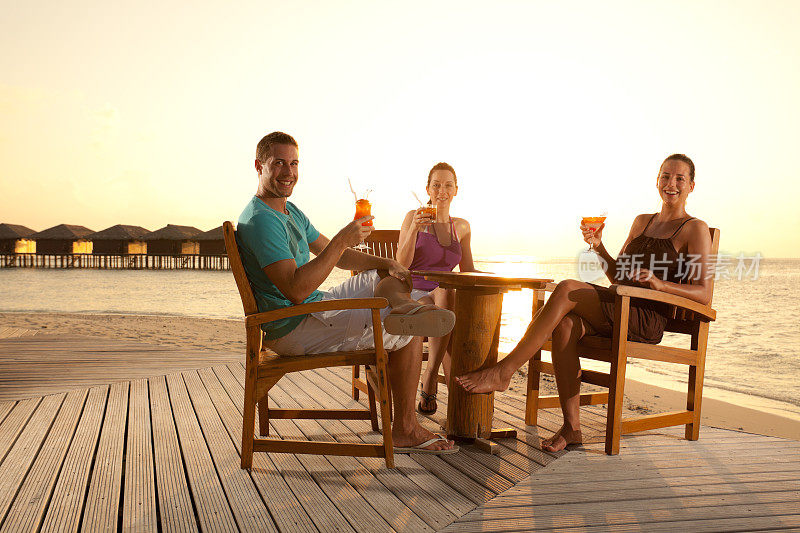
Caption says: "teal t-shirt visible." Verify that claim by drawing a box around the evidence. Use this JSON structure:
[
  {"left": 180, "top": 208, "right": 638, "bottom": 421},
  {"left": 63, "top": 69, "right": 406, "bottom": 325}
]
[{"left": 237, "top": 197, "right": 323, "bottom": 339}]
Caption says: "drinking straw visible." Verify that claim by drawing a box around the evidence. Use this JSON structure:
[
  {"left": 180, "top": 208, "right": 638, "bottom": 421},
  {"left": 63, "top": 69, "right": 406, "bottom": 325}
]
[
  {"left": 411, "top": 191, "right": 426, "bottom": 207},
  {"left": 347, "top": 178, "right": 358, "bottom": 202}
]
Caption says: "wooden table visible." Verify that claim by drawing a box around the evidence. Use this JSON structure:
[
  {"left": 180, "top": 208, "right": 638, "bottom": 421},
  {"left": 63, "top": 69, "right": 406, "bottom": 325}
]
[{"left": 413, "top": 271, "right": 553, "bottom": 445}]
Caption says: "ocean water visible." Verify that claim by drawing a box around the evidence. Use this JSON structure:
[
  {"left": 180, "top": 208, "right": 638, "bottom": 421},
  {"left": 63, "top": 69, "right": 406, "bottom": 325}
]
[{"left": 2, "top": 258, "right": 799, "bottom": 419}]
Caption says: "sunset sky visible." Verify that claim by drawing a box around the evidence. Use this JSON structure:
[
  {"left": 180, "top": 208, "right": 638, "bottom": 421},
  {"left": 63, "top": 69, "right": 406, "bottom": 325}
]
[{"left": 1, "top": 0, "right": 798, "bottom": 258}]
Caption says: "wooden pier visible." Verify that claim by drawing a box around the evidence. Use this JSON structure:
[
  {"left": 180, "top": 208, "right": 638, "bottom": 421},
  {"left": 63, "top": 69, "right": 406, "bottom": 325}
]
[
  {"left": 0, "top": 333, "right": 798, "bottom": 532},
  {"left": 1, "top": 253, "right": 229, "bottom": 270}
]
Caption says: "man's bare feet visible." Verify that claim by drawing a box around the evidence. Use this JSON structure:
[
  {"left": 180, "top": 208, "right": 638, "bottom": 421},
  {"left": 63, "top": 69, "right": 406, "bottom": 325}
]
[
  {"left": 392, "top": 423, "right": 456, "bottom": 452},
  {"left": 541, "top": 425, "right": 582, "bottom": 452},
  {"left": 455, "top": 364, "right": 512, "bottom": 394}
]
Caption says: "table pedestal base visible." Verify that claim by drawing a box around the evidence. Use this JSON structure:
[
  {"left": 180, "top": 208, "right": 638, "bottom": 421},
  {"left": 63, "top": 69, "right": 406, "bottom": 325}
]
[
  {"left": 447, "top": 428, "right": 518, "bottom": 454},
  {"left": 446, "top": 288, "right": 504, "bottom": 440}
]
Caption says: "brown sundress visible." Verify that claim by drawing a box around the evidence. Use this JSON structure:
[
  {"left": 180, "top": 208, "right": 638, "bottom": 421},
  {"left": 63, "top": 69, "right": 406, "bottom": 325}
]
[{"left": 591, "top": 214, "right": 695, "bottom": 344}]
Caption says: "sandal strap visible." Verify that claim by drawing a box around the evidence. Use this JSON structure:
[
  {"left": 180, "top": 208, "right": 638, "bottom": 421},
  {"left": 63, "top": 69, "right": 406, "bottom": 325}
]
[{"left": 419, "top": 390, "right": 437, "bottom": 401}]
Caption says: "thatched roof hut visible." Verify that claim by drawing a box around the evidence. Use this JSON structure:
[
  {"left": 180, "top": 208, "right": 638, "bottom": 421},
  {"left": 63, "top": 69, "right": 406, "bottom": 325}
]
[
  {"left": 143, "top": 224, "right": 201, "bottom": 255},
  {"left": 196, "top": 226, "right": 225, "bottom": 255},
  {"left": 32, "top": 224, "right": 94, "bottom": 254},
  {"left": 0, "top": 223, "right": 37, "bottom": 254},
  {"left": 89, "top": 224, "right": 150, "bottom": 254}
]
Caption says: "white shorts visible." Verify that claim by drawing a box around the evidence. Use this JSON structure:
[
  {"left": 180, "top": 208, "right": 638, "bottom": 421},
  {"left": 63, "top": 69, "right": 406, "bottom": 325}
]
[
  {"left": 263, "top": 270, "right": 415, "bottom": 356},
  {"left": 410, "top": 288, "right": 432, "bottom": 301}
]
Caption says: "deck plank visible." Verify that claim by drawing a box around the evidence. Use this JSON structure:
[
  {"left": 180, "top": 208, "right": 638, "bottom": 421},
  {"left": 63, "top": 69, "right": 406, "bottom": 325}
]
[
  {"left": 165, "top": 372, "right": 239, "bottom": 533},
  {"left": 0, "top": 393, "right": 65, "bottom": 526},
  {"left": 465, "top": 477, "right": 800, "bottom": 508},
  {"left": 0, "top": 402, "right": 14, "bottom": 427},
  {"left": 452, "top": 490, "right": 800, "bottom": 522},
  {"left": 0, "top": 389, "right": 86, "bottom": 532},
  {"left": 444, "top": 503, "right": 800, "bottom": 532},
  {"left": 500, "top": 460, "right": 800, "bottom": 490},
  {"left": 81, "top": 381, "right": 128, "bottom": 532},
  {"left": 502, "top": 469, "right": 800, "bottom": 496},
  {"left": 0, "top": 398, "right": 40, "bottom": 465},
  {"left": 149, "top": 375, "right": 199, "bottom": 533},
  {"left": 122, "top": 378, "right": 157, "bottom": 532},
  {"left": 182, "top": 370, "right": 279, "bottom": 532},
  {"left": 40, "top": 386, "right": 107, "bottom": 533}
]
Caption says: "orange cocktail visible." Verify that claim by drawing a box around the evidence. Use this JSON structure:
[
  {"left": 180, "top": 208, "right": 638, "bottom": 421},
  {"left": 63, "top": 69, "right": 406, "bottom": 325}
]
[
  {"left": 354, "top": 199, "right": 373, "bottom": 226},
  {"left": 419, "top": 204, "right": 437, "bottom": 223},
  {"left": 582, "top": 215, "right": 606, "bottom": 251},
  {"left": 581, "top": 216, "right": 606, "bottom": 232}
]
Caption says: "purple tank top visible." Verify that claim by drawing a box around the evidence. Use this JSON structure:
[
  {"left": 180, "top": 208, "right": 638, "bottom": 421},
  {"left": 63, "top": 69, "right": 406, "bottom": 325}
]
[{"left": 409, "top": 220, "right": 463, "bottom": 291}]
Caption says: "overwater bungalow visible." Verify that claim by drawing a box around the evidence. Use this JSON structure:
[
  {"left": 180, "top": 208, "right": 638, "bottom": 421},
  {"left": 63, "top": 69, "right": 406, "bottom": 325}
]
[
  {"left": 32, "top": 224, "right": 94, "bottom": 254},
  {"left": 196, "top": 225, "right": 225, "bottom": 255},
  {"left": 0, "top": 223, "right": 36, "bottom": 254},
  {"left": 89, "top": 224, "right": 149, "bottom": 254},
  {"left": 143, "top": 224, "right": 201, "bottom": 255}
]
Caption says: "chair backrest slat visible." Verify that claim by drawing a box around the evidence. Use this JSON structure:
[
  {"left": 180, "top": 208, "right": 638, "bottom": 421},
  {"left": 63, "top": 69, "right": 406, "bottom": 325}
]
[
  {"left": 223, "top": 221, "right": 259, "bottom": 316},
  {"left": 351, "top": 230, "right": 401, "bottom": 276}
]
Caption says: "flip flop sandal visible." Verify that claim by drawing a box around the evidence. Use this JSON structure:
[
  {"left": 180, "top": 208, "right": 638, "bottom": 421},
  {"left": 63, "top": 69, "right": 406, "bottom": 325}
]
[
  {"left": 384, "top": 304, "right": 455, "bottom": 337},
  {"left": 394, "top": 436, "right": 459, "bottom": 455},
  {"left": 417, "top": 389, "right": 438, "bottom": 415}
]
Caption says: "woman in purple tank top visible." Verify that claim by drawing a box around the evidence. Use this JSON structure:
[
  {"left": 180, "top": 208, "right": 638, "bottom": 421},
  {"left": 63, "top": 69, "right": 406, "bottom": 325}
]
[
  {"left": 396, "top": 162, "right": 477, "bottom": 415},
  {"left": 456, "top": 154, "right": 714, "bottom": 452}
]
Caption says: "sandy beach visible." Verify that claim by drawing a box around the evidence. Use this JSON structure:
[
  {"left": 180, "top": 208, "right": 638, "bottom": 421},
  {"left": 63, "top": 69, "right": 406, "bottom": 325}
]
[{"left": 3, "top": 311, "right": 799, "bottom": 441}]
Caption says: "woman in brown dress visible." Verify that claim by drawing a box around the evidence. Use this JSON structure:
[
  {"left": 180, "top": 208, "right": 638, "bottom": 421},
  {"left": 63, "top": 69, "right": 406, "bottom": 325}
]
[{"left": 456, "top": 154, "right": 714, "bottom": 452}]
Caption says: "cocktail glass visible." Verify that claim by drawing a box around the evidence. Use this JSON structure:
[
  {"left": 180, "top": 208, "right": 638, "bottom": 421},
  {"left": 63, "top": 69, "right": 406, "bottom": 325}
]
[
  {"left": 411, "top": 191, "right": 437, "bottom": 225},
  {"left": 354, "top": 198, "right": 372, "bottom": 251},
  {"left": 419, "top": 204, "right": 437, "bottom": 224},
  {"left": 581, "top": 215, "right": 607, "bottom": 252}
]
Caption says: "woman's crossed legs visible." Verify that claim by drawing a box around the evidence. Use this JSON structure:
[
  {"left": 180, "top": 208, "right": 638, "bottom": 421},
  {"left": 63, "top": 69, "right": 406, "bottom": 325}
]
[{"left": 456, "top": 279, "right": 611, "bottom": 452}]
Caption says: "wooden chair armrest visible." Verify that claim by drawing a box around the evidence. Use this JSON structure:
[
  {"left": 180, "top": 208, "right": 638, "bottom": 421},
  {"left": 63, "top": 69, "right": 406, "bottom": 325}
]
[
  {"left": 244, "top": 297, "right": 389, "bottom": 328},
  {"left": 610, "top": 285, "right": 716, "bottom": 321},
  {"left": 530, "top": 281, "right": 558, "bottom": 294}
]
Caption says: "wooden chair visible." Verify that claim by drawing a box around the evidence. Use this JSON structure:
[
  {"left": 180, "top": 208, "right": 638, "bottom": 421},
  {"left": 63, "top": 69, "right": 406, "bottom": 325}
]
[
  {"left": 348, "top": 230, "right": 447, "bottom": 409},
  {"left": 350, "top": 230, "right": 400, "bottom": 402},
  {"left": 223, "top": 221, "right": 395, "bottom": 469},
  {"left": 525, "top": 227, "right": 720, "bottom": 455}
]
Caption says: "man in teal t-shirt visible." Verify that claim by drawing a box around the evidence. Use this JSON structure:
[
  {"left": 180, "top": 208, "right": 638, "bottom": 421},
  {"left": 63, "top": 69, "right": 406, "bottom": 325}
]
[
  {"left": 237, "top": 197, "right": 323, "bottom": 339},
  {"left": 235, "top": 131, "right": 457, "bottom": 454}
]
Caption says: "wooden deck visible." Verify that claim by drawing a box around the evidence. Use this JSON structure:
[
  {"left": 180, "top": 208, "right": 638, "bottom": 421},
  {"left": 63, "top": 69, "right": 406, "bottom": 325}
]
[{"left": 0, "top": 334, "right": 798, "bottom": 532}]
